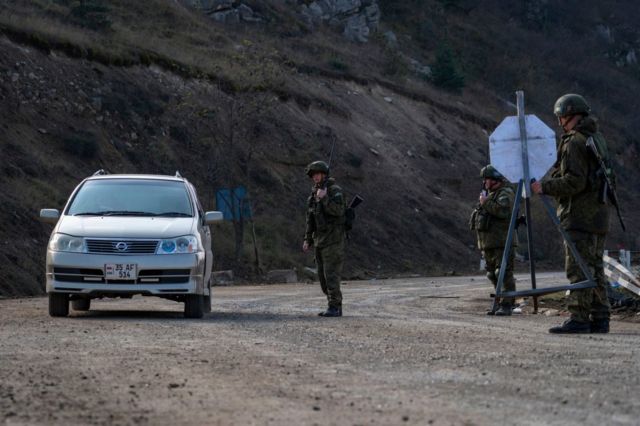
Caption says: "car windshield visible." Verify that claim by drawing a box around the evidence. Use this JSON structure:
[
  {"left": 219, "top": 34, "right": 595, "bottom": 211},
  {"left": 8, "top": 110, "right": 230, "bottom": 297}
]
[{"left": 67, "top": 179, "right": 193, "bottom": 217}]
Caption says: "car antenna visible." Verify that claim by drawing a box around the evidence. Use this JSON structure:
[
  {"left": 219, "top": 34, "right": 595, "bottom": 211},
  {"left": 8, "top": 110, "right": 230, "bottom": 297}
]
[
  {"left": 175, "top": 171, "right": 182, "bottom": 178},
  {"left": 92, "top": 169, "right": 109, "bottom": 176}
]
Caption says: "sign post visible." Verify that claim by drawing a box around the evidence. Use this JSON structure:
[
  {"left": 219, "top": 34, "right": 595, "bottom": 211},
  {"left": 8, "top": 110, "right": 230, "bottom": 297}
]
[
  {"left": 517, "top": 91, "right": 538, "bottom": 312},
  {"left": 488, "top": 91, "right": 597, "bottom": 313}
]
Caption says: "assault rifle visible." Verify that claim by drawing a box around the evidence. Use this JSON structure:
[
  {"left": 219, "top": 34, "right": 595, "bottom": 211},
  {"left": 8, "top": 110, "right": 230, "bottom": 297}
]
[
  {"left": 349, "top": 194, "right": 364, "bottom": 210},
  {"left": 586, "top": 136, "right": 626, "bottom": 231},
  {"left": 321, "top": 135, "right": 337, "bottom": 190}
]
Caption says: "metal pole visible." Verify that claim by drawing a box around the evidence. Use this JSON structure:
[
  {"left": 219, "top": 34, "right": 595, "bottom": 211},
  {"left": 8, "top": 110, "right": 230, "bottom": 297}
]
[
  {"left": 524, "top": 196, "right": 538, "bottom": 313},
  {"left": 516, "top": 91, "right": 538, "bottom": 313},
  {"left": 492, "top": 180, "right": 523, "bottom": 313}
]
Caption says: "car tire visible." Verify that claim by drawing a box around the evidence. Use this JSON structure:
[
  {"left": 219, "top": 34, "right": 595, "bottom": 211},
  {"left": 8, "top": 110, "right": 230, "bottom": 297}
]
[
  {"left": 204, "top": 280, "right": 212, "bottom": 313},
  {"left": 72, "top": 298, "right": 91, "bottom": 311},
  {"left": 184, "top": 294, "right": 204, "bottom": 319},
  {"left": 49, "top": 293, "right": 69, "bottom": 317},
  {"left": 204, "top": 294, "right": 212, "bottom": 314}
]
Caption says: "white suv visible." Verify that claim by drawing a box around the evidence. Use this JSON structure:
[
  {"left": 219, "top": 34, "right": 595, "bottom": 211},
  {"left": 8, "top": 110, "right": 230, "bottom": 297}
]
[{"left": 39, "top": 171, "right": 223, "bottom": 318}]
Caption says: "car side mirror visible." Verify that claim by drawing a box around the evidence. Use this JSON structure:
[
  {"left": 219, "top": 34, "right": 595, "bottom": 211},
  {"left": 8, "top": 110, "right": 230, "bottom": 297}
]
[
  {"left": 39, "top": 209, "right": 60, "bottom": 224},
  {"left": 204, "top": 211, "right": 224, "bottom": 224}
]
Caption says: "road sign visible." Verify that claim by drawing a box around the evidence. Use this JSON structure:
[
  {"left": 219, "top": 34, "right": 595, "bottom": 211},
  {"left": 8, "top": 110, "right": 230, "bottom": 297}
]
[
  {"left": 215, "top": 186, "right": 252, "bottom": 221},
  {"left": 489, "top": 115, "right": 557, "bottom": 183}
]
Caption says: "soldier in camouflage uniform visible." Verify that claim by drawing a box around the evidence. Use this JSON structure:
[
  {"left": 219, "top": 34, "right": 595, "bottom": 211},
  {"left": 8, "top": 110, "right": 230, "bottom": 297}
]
[
  {"left": 470, "top": 165, "right": 518, "bottom": 316},
  {"left": 303, "top": 161, "right": 346, "bottom": 317},
  {"left": 532, "top": 94, "right": 611, "bottom": 334}
]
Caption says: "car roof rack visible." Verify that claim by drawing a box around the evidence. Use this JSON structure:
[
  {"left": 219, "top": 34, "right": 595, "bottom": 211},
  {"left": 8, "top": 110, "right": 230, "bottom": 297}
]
[{"left": 92, "top": 169, "right": 109, "bottom": 176}]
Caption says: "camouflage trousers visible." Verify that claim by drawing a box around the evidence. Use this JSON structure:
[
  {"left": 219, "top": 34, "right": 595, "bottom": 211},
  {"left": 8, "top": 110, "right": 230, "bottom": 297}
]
[
  {"left": 565, "top": 231, "right": 610, "bottom": 322},
  {"left": 483, "top": 247, "right": 515, "bottom": 306},
  {"left": 315, "top": 241, "right": 344, "bottom": 309}
]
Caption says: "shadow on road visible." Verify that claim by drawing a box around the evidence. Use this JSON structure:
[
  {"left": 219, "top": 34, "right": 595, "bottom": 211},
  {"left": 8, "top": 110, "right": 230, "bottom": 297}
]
[
  {"left": 71, "top": 310, "right": 185, "bottom": 321},
  {"left": 69, "top": 309, "right": 319, "bottom": 323}
]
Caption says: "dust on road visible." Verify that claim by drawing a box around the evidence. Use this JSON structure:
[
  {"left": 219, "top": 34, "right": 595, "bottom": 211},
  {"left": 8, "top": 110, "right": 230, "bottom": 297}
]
[{"left": 1, "top": 273, "right": 639, "bottom": 426}]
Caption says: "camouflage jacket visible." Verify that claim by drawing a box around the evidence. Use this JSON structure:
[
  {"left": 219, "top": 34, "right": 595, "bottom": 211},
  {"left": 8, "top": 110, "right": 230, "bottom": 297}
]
[
  {"left": 472, "top": 184, "right": 517, "bottom": 250},
  {"left": 304, "top": 178, "right": 346, "bottom": 248},
  {"left": 541, "top": 117, "right": 610, "bottom": 235}
]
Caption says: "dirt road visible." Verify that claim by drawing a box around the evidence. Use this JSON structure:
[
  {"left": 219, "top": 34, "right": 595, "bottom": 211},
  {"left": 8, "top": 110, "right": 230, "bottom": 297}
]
[{"left": 1, "top": 273, "right": 639, "bottom": 426}]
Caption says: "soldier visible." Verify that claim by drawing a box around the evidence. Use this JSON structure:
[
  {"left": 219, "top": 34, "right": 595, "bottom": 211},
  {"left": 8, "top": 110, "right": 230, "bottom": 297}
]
[
  {"left": 470, "top": 165, "right": 517, "bottom": 316},
  {"left": 303, "top": 161, "right": 346, "bottom": 317},
  {"left": 532, "top": 94, "right": 611, "bottom": 334}
]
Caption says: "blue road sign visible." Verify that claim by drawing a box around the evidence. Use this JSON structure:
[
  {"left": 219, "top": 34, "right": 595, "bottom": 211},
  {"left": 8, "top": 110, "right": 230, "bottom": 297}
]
[{"left": 215, "top": 186, "right": 252, "bottom": 220}]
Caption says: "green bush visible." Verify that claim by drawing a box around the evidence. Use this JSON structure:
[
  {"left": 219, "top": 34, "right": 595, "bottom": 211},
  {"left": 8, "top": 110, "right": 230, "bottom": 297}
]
[{"left": 429, "top": 45, "right": 465, "bottom": 91}]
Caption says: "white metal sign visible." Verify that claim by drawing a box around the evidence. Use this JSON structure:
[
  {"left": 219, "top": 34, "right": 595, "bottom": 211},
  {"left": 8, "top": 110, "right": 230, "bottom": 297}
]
[{"left": 489, "top": 115, "right": 557, "bottom": 183}]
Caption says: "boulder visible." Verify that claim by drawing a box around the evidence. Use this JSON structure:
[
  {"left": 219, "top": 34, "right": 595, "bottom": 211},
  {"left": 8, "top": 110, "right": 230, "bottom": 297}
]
[
  {"left": 383, "top": 30, "right": 398, "bottom": 48},
  {"left": 190, "top": 0, "right": 379, "bottom": 41},
  {"left": 301, "top": 267, "right": 318, "bottom": 280},
  {"left": 212, "top": 270, "right": 234, "bottom": 286},
  {"left": 343, "top": 14, "right": 369, "bottom": 43},
  {"left": 364, "top": 3, "right": 380, "bottom": 30},
  {"left": 407, "top": 57, "right": 432, "bottom": 79},
  {"left": 191, "top": 0, "right": 263, "bottom": 23},
  {"left": 299, "top": 0, "right": 380, "bottom": 42},
  {"left": 211, "top": 8, "right": 240, "bottom": 24}
]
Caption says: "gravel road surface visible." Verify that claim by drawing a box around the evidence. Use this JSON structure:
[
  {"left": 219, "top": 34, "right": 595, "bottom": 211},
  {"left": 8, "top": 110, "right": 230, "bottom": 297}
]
[{"left": 1, "top": 273, "right": 639, "bottom": 426}]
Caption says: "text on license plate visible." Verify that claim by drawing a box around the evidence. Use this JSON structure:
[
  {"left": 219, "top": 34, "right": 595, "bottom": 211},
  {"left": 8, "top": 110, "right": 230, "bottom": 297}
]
[{"left": 105, "top": 263, "right": 137, "bottom": 280}]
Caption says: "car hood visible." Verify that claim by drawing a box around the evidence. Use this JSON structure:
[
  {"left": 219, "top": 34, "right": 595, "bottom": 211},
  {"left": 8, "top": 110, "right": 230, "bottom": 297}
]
[{"left": 57, "top": 216, "right": 196, "bottom": 239}]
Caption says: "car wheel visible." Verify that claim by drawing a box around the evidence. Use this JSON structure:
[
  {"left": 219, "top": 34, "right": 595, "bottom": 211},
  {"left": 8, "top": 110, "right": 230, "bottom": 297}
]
[
  {"left": 49, "top": 293, "right": 69, "bottom": 317},
  {"left": 184, "top": 294, "right": 204, "bottom": 319},
  {"left": 72, "top": 298, "right": 91, "bottom": 311},
  {"left": 204, "top": 281, "right": 212, "bottom": 313}
]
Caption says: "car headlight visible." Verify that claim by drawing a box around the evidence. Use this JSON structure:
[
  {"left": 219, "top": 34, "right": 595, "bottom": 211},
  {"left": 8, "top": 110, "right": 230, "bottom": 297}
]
[
  {"left": 49, "top": 233, "right": 86, "bottom": 253},
  {"left": 157, "top": 236, "right": 199, "bottom": 254}
]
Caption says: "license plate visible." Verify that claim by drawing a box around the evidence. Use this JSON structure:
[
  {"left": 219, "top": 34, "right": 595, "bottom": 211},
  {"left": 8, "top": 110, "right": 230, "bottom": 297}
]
[{"left": 105, "top": 263, "right": 137, "bottom": 280}]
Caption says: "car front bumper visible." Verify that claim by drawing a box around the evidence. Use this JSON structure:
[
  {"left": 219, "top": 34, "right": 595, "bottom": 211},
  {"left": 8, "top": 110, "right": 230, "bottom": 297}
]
[{"left": 46, "top": 251, "right": 206, "bottom": 296}]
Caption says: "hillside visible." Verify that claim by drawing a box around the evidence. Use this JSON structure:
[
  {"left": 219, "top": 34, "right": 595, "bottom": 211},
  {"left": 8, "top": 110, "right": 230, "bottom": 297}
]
[{"left": 1, "top": 0, "right": 639, "bottom": 296}]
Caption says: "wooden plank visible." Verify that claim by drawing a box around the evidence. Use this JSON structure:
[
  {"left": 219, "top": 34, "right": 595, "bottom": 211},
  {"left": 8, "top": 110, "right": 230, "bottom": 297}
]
[
  {"left": 603, "top": 255, "right": 640, "bottom": 287},
  {"left": 604, "top": 269, "right": 640, "bottom": 296},
  {"left": 603, "top": 254, "right": 640, "bottom": 296}
]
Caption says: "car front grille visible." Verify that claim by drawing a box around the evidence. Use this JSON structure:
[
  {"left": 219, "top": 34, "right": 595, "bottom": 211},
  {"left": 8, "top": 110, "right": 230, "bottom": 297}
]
[
  {"left": 53, "top": 268, "right": 190, "bottom": 284},
  {"left": 85, "top": 239, "right": 159, "bottom": 254}
]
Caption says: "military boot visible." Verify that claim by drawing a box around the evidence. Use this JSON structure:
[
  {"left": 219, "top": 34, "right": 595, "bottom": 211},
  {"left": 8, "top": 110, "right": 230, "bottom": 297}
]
[
  {"left": 318, "top": 306, "right": 342, "bottom": 317},
  {"left": 494, "top": 304, "right": 513, "bottom": 316},
  {"left": 590, "top": 318, "right": 610, "bottom": 333},
  {"left": 548, "top": 319, "right": 590, "bottom": 334}
]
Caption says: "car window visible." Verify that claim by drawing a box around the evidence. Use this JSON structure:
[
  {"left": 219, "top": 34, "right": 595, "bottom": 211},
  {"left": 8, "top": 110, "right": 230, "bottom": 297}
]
[{"left": 67, "top": 179, "right": 194, "bottom": 217}]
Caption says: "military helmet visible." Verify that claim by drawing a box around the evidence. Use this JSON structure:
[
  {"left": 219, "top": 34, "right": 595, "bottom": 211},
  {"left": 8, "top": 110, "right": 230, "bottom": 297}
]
[
  {"left": 305, "top": 160, "right": 329, "bottom": 176},
  {"left": 480, "top": 165, "right": 503, "bottom": 180},
  {"left": 553, "top": 94, "right": 590, "bottom": 117}
]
